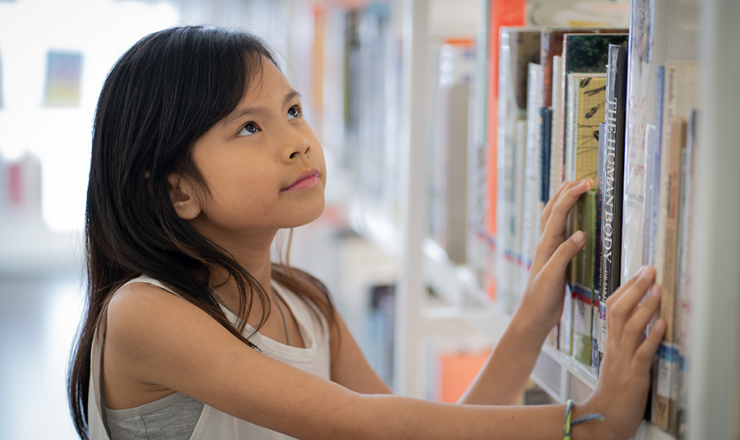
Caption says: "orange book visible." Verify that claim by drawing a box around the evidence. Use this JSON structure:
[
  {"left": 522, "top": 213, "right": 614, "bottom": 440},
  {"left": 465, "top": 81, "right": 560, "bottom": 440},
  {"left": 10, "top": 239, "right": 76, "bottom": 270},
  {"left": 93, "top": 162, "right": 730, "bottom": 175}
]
[
  {"left": 439, "top": 350, "right": 491, "bottom": 403},
  {"left": 485, "top": 0, "right": 527, "bottom": 299}
]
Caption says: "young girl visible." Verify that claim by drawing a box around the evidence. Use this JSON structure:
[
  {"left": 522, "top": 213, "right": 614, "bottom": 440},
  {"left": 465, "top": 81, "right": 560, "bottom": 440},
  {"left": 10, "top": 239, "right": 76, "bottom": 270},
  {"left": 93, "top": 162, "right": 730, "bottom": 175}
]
[{"left": 68, "top": 26, "right": 665, "bottom": 440}]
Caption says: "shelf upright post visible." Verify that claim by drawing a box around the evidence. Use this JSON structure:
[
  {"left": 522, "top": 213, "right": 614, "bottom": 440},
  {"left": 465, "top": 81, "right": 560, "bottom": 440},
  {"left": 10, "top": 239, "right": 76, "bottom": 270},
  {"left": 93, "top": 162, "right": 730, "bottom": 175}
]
[
  {"left": 688, "top": 0, "right": 740, "bottom": 438},
  {"left": 394, "top": 0, "right": 430, "bottom": 399}
]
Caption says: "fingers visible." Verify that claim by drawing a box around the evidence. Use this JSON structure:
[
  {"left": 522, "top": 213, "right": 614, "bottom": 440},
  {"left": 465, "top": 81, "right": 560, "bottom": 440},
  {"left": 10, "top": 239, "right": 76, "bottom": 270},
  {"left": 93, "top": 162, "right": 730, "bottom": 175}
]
[
  {"left": 621, "top": 284, "right": 662, "bottom": 355},
  {"left": 537, "top": 179, "right": 592, "bottom": 260},
  {"left": 632, "top": 318, "right": 666, "bottom": 373},
  {"left": 537, "top": 230, "right": 587, "bottom": 283},
  {"left": 606, "top": 267, "right": 657, "bottom": 341},
  {"left": 540, "top": 180, "right": 569, "bottom": 233}
]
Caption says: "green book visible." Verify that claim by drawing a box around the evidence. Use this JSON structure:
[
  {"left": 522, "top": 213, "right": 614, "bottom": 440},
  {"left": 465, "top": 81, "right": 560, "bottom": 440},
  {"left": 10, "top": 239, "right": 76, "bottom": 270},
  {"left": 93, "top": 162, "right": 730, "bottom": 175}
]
[{"left": 572, "top": 189, "right": 596, "bottom": 366}]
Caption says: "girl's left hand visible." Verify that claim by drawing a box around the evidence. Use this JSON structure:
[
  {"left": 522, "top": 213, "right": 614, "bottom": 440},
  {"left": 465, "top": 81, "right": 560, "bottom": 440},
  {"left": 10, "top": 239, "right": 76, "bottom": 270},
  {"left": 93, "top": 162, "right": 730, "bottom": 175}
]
[{"left": 516, "top": 179, "right": 593, "bottom": 335}]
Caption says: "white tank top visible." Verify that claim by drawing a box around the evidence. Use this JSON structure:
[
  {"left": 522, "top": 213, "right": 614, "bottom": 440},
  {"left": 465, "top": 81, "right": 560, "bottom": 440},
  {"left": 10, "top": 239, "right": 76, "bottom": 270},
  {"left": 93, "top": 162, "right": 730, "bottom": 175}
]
[{"left": 88, "top": 275, "right": 332, "bottom": 440}]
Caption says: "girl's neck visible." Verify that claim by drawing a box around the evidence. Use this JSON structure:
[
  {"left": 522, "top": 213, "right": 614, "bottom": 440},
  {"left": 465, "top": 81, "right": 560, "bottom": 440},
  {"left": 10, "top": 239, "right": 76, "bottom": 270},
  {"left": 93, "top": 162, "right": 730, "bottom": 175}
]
[{"left": 203, "top": 229, "right": 278, "bottom": 305}]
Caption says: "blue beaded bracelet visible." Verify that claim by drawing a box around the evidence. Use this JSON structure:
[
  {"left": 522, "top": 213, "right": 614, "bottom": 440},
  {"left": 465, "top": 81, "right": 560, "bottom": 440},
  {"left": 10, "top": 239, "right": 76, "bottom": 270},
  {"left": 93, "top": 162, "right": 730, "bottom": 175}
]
[{"left": 564, "top": 399, "right": 604, "bottom": 440}]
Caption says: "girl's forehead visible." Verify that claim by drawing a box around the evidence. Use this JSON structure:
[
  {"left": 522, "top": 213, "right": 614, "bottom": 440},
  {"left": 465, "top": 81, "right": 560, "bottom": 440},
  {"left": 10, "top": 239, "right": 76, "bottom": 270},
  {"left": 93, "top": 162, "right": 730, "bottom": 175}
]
[{"left": 241, "top": 60, "right": 292, "bottom": 104}]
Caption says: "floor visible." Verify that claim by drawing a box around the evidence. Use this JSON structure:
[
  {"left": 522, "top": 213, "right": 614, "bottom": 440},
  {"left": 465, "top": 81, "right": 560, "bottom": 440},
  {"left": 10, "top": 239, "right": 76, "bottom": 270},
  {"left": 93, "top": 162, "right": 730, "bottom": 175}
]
[{"left": 0, "top": 275, "right": 86, "bottom": 440}]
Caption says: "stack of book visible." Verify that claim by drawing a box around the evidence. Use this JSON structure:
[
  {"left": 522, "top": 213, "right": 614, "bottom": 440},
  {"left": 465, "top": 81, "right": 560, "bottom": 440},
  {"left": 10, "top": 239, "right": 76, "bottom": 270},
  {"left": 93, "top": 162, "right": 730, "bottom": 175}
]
[{"left": 482, "top": 0, "right": 699, "bottom": 437}]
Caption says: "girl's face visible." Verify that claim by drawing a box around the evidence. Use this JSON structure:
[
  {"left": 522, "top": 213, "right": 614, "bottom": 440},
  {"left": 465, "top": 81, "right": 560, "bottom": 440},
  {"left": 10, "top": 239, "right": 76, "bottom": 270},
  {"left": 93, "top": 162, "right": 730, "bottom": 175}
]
[{"left": 174, "top": 58, "right": 326, "bottom": 241}]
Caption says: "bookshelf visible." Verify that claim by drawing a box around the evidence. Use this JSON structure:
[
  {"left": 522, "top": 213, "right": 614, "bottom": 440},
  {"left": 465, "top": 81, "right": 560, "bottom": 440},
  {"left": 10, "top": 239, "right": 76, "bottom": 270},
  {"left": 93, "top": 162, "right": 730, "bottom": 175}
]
[{"left": 334, "top": 0, "right": 739, "bottom": 439}]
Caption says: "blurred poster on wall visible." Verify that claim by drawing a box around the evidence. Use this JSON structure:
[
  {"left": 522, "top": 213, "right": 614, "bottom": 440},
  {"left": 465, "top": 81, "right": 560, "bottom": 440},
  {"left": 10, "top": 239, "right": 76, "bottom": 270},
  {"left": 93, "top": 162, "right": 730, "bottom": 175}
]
[{"left": 43, "top": 50, "right": 83, "bottom": 107}]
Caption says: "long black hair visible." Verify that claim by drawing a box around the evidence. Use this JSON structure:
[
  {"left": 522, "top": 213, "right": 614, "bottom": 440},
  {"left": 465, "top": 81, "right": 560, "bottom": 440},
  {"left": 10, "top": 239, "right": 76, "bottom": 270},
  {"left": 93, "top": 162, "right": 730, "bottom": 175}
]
[{"left": 68, "top": 26, "right": 336, "bottom": 439}]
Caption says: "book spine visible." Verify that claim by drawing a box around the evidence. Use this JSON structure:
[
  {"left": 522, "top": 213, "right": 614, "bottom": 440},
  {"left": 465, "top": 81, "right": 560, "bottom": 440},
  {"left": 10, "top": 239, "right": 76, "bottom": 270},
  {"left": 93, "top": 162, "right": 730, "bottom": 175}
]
[
  {"left": 676, "top": 109, "right": 697, "bottom": 439},
  {"left": 654, "top": 118, "right": 685, "bottom": 432},
  {"left": 539, "top": 107, "right": 552, "bottom": 204},
  {"left": 592, "top": 122, "right": 606, "bottom": 376},
  {"left": 564, "top": 73, "right": 578, "bottom": 181},
  {"left": 549, "top": 56, "right": 564, "bottom": 201},
  {"left": 598, "top": 45, "right": 628, "bottom": 367}
]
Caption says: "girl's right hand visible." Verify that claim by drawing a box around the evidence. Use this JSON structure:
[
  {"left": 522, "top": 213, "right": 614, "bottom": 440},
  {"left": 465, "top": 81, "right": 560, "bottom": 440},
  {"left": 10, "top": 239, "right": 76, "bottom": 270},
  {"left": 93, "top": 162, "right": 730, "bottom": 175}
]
[{"left": 577, "top": 266, "right": 666, "bottom": 440}]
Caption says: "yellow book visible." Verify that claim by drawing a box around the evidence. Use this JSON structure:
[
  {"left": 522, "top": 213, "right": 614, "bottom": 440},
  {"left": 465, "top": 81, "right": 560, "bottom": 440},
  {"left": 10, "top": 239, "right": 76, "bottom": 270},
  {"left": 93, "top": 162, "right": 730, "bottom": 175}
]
[{"left": 574, "top": 75, "right": 607, "bottom": 183}]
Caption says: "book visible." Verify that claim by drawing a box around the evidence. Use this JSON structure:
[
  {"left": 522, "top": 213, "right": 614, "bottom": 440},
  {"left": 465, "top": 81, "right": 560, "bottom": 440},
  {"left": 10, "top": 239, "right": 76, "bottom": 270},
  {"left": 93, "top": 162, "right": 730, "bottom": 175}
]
[
  {"left": 559, "top": 34, "right": 628, "bottom": 188},
  {"left": 519, "top": 62, "right": 542, "bottom": 311},
  {"left": 548, "top": 55, "right": 564, "bottom": 200},
  {"left": 565, "top": 74, "right": 607, "bottom": 183},
  {"left": 429, "top": 42, "right": 475, "bottom": 265},
  {"left": 591, "top": 122, "right": 606, "bottom": 376},
  {"left": 539, "top": 107, "right": 553, "bottom": 204},
  {"left": 652, "top": 60, "right": 698, "bottom": 434},
  {"left": 675, "top": 110, "right": 697, "bottom": 439},
  {"left": 497, "top": 27, "right": 540, "bottom": 312},
  {"left": 597, "top": 44, "right": 628, "bottom": 368},
  {"left": 485, "top": 0, "right": 528, "bottom": 300},
  {"left": 540, "top": 28, "right": 627, "bottom": 110},
  {"left": 653, "top": 118, "right": 686, "bottom": 432},
  {"left": 571, "top": 189, "right": 596, "bottom": 366},
  {"left": 541, "top": 28, "right": 627, "bottom": 196},
  {"left": 620, "top": 0, "right": 700, "bottom": 293}
]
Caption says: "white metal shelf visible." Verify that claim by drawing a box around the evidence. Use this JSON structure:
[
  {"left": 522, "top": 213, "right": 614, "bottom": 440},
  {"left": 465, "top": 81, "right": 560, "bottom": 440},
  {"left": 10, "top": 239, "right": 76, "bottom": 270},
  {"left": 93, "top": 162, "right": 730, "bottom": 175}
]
[{"left": 421, "top": 234, "right": 681, "bottom": 440}]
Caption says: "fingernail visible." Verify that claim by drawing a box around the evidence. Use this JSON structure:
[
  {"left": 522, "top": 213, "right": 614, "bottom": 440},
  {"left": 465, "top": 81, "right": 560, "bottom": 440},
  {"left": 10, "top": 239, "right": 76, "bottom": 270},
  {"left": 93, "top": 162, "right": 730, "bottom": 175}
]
[
  {"left": 640, "top": 266, "right": 654, "bottom": 280},
  {"left": 651, "top": 285, "right": 662, "bottom": 299},
  {"left": 573, "top": 230, "right": 586, "bottom": 245},
  {"left": 654, "top": 319, "right": 666, "bottom": 332}
]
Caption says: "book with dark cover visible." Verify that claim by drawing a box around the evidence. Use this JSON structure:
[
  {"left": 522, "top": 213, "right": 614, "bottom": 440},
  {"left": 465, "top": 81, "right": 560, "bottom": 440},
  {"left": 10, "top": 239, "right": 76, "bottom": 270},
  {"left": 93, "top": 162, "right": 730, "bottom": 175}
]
[
  {"left": 540, "top": 28, "right": 627, "bottom": 109},
  {"left": 592, "top": 122, "right": 606, "bottom": 376},
  {"left": 597, "top": 44, "right": 628, "bottom": 368},
  {"left": 539, "top": 107, "right": 552, "bottom": 203}
]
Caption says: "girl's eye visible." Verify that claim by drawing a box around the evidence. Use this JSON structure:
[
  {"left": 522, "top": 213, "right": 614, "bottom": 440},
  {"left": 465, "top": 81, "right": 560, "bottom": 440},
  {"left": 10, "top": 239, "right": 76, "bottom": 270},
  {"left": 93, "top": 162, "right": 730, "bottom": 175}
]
[
  {"left": 238, "top": 122, "right": 260, "bottom": 137},
  {"left": 287, "top": 105, "right": 302, "bottom": 120}
]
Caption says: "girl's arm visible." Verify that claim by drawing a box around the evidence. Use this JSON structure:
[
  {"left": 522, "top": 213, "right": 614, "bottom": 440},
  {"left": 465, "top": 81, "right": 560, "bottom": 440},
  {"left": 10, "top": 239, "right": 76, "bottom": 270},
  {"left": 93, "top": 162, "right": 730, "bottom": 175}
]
[
  {"left": 328, "top": 312, "right": 394, "bottom": 394},
  {"left": 459, "top": 179, "right": 594, "bottom": 406},
  {"left": 105, "top": 254, "right": 663, "bottom": 440}
]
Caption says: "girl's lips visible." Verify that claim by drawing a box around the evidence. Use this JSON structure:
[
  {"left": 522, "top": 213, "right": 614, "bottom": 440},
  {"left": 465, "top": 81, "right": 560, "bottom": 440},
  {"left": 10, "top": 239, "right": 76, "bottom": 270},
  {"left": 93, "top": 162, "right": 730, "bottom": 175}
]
[{"left": 282, "top": 169, "right": 320, "bottom": 192}]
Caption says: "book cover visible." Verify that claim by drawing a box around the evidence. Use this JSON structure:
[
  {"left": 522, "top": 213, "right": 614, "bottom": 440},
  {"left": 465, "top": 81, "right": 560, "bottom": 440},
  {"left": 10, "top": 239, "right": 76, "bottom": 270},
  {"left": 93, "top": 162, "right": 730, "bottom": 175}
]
[
  {"left": 675, "top": 109, "right": 697, "bottom": 439},
  {"left": 597, "top": 44, "right": 628, "bottom": 368},
  {"left": 574, "top": 75, "right": 606, "bottom": 183},
  {"left": 620, "top": 0, "right": 700, "bottom": 294},
  {"left": 591, "top": 121, "right": 606, "bottom": 376},
  {"left": 559, "top": 34, "right": 628, "bottom": 189},
  {"left": 572, "top": 189, "right": 596, "bottom": 366},
  {"left": 539, "top": 107, "right": 553, "bottom": 203},
  {"left": 540, "top": 28, "right": 627, "bottom": 109},
  {"left": 497, "top": 27, "right": 540, "bottom": 312},
  {"left": 565, "top": 74, "right": 607, "bottom": 183}
]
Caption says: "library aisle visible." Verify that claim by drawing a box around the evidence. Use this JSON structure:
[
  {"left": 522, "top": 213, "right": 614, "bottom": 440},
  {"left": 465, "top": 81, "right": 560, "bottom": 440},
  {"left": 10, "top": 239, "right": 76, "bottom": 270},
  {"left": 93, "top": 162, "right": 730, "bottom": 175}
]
[{"left": 0, "top": 0, "right": 738, "bottom": 439}]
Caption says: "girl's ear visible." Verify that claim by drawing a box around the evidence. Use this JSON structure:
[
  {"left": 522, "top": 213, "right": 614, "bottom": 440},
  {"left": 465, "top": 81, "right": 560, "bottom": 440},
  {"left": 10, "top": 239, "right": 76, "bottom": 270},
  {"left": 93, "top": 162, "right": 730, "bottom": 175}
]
[{"left": 167, "top": 173, "right": 201, "bottom": 220}]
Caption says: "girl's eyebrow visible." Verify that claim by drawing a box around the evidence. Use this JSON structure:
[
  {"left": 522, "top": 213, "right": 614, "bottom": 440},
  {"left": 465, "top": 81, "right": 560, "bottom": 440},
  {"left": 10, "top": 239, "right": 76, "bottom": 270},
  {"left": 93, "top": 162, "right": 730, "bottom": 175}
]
[{"left": 223, "top": 89, "right": 302, "bottom": 126}]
